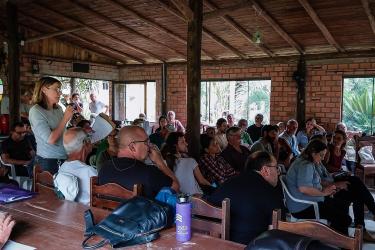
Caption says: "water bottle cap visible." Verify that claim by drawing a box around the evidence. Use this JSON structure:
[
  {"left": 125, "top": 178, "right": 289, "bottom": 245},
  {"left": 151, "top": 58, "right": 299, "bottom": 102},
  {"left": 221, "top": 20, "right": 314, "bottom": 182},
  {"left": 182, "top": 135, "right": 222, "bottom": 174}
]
[{"left": 178, "top": 195, "right": 188, "bottom": 203}]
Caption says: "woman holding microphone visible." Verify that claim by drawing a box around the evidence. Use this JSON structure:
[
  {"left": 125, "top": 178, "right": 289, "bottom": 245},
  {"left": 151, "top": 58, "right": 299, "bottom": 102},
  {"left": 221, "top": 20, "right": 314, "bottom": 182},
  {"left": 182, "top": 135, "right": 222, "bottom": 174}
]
[{"left": 29, "top": 77, "right": 74, "bottom": 174}]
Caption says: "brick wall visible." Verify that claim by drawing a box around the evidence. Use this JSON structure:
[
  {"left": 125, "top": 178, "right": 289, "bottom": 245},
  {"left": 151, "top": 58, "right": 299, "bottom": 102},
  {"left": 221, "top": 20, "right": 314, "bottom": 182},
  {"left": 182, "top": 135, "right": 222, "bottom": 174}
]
[{"left": 119, "top": 57, "right": 375, "bottom": 131}]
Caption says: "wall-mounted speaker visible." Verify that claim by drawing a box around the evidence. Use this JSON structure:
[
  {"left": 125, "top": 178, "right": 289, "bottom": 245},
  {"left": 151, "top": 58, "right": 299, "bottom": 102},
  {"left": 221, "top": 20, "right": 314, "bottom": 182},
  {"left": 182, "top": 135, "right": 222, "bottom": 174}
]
[{"left": 73, "top": 63, "right": 89, "bottom": 73}]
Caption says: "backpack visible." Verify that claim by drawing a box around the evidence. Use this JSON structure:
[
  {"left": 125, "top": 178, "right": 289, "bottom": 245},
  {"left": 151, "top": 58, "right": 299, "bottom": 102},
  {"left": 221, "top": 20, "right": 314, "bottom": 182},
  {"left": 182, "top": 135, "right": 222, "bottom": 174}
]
[
  {"left": 82, "top": 196, "right": 173, "bottom": 249},
  {"left": 53, "top": 171, "right": 79, "bottom": 201}
]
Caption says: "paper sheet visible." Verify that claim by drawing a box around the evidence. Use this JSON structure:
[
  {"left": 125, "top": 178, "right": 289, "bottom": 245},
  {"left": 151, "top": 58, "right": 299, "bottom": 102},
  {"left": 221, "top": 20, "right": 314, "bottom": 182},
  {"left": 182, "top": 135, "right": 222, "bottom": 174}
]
[{"left": 3, "top": 240, "right": 36, "bottom": 250}]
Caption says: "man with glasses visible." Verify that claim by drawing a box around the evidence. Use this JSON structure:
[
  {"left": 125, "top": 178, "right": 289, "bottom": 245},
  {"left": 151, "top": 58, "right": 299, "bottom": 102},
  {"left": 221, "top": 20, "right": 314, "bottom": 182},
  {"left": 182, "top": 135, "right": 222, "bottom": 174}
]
[
  {"left": 207, "top": 151, "right": 285, "bottom": 244},
  {"left": 220, "top": 127, "right": 251, "bottom": 173},
  {"left": 247, "top": 114, "right": 264, "bottom": 142},
  {"left": 1, "top": 122, "right": 35, "bottom": 177},
  {"left": 99, "top": 126, "right": 179, "bottom": 198}
]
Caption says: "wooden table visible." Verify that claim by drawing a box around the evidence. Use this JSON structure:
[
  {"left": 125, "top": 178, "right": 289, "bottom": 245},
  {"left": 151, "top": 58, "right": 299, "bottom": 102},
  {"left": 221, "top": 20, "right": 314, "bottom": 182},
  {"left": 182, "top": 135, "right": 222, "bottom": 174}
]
[{"left": 0, "top": 193, "right": 245, "bottom": 249}]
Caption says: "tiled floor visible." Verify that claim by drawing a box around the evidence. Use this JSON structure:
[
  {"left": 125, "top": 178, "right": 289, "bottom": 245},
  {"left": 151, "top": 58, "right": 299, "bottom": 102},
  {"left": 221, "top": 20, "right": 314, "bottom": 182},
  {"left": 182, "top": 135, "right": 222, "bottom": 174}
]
[{"left": 362, "top": 213, "right": 375, "bottom": 249}]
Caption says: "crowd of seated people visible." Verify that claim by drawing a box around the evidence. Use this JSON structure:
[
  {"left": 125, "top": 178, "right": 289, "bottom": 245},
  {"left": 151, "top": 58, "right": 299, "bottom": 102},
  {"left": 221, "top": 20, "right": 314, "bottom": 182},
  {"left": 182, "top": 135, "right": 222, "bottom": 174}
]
[{"left": 6, "top": 75, "right": 375, "bottom": 246}]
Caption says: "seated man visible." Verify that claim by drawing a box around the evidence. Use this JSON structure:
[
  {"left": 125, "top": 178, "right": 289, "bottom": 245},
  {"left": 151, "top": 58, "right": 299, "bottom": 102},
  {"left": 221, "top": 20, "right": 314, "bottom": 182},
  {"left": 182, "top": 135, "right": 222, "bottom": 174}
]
[
  {"left": 220, "top": 127, "right": 250, "bottom": 173},
  {"left": 99, "top": 126, "right": 179, "bottom": 198},
  {"left": 250, "top": 124, "right": 279, "bottom": 157},
  {"left": 57, "top": 127, "right": 97, "bottom": 205},
  {"left": 207, "top": 151, "right": 285, "bottom": 244},
  {"left": 1, "top": 122, "right": 34, "bottom": 177},
  {"left": 279, "top": 119, "right": 300, "bottom": 157}
]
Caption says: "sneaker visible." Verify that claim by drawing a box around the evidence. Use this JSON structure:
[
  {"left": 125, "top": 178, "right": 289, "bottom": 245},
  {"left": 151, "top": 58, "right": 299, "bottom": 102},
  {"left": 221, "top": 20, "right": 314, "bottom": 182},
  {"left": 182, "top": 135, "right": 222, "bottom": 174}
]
[{"left": 363, "top": 231, "right": 375, "bottom": 242}]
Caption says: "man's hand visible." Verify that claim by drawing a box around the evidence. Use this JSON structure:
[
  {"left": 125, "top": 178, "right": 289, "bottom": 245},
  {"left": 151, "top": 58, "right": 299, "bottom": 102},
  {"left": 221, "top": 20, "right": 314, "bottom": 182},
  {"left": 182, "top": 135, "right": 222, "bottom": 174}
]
[{"left": 0, "top": 213, "right": 15, "bottom": 247}]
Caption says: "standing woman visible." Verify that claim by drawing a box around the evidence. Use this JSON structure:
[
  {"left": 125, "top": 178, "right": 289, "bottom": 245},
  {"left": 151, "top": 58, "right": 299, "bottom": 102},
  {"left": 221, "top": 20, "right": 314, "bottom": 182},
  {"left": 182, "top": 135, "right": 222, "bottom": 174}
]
[{"left": 29, "top": 77, "right": 74, "bottom": 174}]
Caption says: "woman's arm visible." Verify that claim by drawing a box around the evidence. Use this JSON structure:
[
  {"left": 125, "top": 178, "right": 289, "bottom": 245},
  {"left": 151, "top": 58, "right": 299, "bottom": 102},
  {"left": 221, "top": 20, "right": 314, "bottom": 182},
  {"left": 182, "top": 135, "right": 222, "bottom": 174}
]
[
  {"left": 299, "top": 184, "right": 336, "bottom": 197},
  {"left": 48, "top": 106, "right": 74, "bottom": 144},
  {"left": 193, "top": 166, "right": 211, "bottom": 186}
]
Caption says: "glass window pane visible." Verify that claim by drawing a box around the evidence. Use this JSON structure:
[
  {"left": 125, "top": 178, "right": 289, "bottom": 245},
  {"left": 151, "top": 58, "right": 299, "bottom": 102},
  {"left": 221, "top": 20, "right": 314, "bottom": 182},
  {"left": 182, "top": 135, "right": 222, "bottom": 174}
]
[
  {"left": 343, "top": 78, "right": 373, "bottom": 134},
  {"left": 146, "top": 81, "right": 156, "bottom": 122},
  {"left": 125, "top": 84, "right": 145, "bottom": 121}
]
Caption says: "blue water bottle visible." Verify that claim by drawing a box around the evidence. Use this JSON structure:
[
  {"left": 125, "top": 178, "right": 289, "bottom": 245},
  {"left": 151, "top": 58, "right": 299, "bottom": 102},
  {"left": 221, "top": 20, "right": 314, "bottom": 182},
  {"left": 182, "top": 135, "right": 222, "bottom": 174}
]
[{"left": 176, "top": 195, "right": 191, "bottom": 242}]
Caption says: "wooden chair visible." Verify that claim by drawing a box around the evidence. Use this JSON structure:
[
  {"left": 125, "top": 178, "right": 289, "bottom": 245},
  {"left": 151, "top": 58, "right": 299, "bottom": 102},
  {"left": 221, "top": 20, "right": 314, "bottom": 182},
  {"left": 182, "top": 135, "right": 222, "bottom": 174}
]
[
  {"left": 191, "top": 195, "right": 230, "bottom": 240},
  {"left": 90, "top": 176, "right": 142, "bottom": 210},
  {"left": 272, "top": 209, "right": 362, "bottom": 250},
  {"left": 33, "top": 165, "right": 54, "bottom": 194},
  {"left": 355, "top": 135, "right": 375, "bottom": 187}
]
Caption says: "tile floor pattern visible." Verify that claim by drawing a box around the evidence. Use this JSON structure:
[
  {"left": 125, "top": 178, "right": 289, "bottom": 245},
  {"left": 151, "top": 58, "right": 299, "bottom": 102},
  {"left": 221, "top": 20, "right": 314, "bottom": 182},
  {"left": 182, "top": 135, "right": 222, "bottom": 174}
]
[{"left": 362, "top": 212, "right": 375, "bottom": 249}]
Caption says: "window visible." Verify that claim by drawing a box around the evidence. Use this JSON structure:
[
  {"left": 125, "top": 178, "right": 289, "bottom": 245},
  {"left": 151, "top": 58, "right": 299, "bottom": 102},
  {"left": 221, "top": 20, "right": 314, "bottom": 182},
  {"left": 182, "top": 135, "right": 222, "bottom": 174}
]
[
  {"left": 201, "top": 80, "right": 271, "bottom": 125},
  {"left": 343, "top": 77, "right": 375, "bottom": 134},
  {"left": 113, "top": 81, "right": 156, "bottom": 122}
]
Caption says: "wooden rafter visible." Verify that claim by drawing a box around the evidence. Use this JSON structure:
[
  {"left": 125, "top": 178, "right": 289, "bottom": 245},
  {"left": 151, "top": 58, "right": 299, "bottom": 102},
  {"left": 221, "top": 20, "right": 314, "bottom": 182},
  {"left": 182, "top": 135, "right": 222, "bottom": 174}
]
[
  {"left": 252, "top": 0, "right": 304, "bottom": 54},
  {"left": 19, "top": 11, "right": 144, "bottom": 64},
  {"left": 361, "top": 0, "right": 375, "bottom": 36},
  {"left": 101, "top": 0, "right": 214, "bottom": 59},
  {"left": 25, "top": 26, "right": 85, "bottom": 43},
  {"left": 67, "top": 0, "right": 186, "bottom": 59},
  {"left": 170, "top": 0, "right": 193, "bottom": 21},
  {"left": 298, "top": 0, "right": 344, "bottom": 52},
  {"left": 204, "top": 0, "right": 274, "bottom": 57},
  {"left": 33, "top": 2, "right": 164, "bottom": 62},
  {"left": 204, "top": 1, "right": 252, "bottom": 20},
  {"left": 157, "top": 0, "right": 246, "bottom": 59}
]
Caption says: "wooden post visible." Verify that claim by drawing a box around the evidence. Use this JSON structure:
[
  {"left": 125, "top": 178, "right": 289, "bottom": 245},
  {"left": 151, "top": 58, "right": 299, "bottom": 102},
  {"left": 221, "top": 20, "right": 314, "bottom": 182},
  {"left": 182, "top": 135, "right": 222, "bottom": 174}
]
[
  {"left": 294, "top": 56, "right": 306, "bottom": 126},
  {"left": 6, "top": 2, "right": 20, "bottom": 126},
  {"left": 161, "top": 63, "right": 167, "bottom": 115},
  {"left": 186, "top": 0, "right": 203, "bottom": 159}
]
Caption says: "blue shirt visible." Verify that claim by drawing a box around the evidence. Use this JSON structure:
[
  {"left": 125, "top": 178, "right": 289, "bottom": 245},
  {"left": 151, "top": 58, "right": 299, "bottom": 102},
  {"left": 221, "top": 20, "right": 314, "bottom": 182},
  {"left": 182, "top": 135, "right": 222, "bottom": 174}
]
[
  {"left": 296, "top": 130, "right": 309, "bottom": 149},
  {"left": 285, "top": 157, "right": 324, "bottom": 213},
  {"left": 280, "top": 131, "right": 300, "bottom": 156}
]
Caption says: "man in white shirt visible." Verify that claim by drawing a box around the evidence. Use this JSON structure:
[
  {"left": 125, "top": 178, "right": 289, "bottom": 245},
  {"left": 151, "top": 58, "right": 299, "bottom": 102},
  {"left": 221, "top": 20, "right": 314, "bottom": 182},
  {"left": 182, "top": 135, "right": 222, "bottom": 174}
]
[
  {"left": 57, "top": 127, "right": 97, "bottom": 205},
  {"left": 89, "top": 93, "right": 108, "bottom": 115}
]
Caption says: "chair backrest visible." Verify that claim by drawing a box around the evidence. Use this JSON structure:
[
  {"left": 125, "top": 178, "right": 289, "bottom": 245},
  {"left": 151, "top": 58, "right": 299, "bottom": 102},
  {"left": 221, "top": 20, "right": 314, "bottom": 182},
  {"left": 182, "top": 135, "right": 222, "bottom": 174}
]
[
  {"left": 90, "top": 176, "right": 142, "bottom": 210},
  {"left": 272, "top": 209, "right": 362, "bottom": 250},
  {"left": 191, "top": 195, "right": 230, "bottom": 240},
  {"left": 33, "top": 165, "right": 54, "bottom": 194}
]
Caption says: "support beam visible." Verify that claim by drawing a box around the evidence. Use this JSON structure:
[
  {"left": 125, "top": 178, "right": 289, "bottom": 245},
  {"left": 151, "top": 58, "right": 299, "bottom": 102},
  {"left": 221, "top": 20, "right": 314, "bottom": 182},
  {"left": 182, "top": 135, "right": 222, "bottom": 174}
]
[
  {"left": 297, "top": 0, "right": 345, "bottom": 52},
  {"left": 204, "top": 1, "right": 252, "bottom": 20},
  {"left": 25, "top": 26, "right": 84, "bottom": 43},
  {"left": 161, "top": 63, "right": 167, "bottom": 115},
  {"left": 361, "top": 0, "right": 375, "bottom": 36},
  {"left": 157, "top": 0, "right": 246, "bottom": 59},
  {"left": 170, "top": 0, "right": 193, "bottom": 21},
  {"left": 19, "top": 12, "right": 142, "bottom": 64},
  {"left": 186, "top": 0, "right": 202, "bottom": 160},
  {"left": 252, "top": 0, "right": 304, "bottom": 54},
  {"left": 67, "top": 0, "right": 186, "bottom": 58},
  {"left": 33, "top": 2, "right": 164, "bottom": 62},
  {"left": 108, "top": 0, "right": 217, "bottom": 58},
  {"left": 6, "top": 2, "right": 21, "bottom": 127},
  {"left": 204, "top": 0, "right": 274, "bottom": 57}
]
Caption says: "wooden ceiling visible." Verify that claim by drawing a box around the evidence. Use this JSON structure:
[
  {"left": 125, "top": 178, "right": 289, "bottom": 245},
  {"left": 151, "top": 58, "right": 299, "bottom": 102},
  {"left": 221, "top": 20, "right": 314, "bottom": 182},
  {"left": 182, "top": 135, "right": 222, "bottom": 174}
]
[{"left": 3, "top": 0, "right": 375, "bottom": 65}]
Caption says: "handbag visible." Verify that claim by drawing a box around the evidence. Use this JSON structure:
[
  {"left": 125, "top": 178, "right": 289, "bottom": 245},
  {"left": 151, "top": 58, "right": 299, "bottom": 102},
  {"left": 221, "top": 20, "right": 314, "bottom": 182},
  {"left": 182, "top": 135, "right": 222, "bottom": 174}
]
[
  {"left": 0, "top": 184, "right": 35, "bottom": 203},
  {"left": 82, "top": 196, "right": 173, "bottom": 249},
  {"left": 246, "top": 229, "right": 338, "bottom": 250}
]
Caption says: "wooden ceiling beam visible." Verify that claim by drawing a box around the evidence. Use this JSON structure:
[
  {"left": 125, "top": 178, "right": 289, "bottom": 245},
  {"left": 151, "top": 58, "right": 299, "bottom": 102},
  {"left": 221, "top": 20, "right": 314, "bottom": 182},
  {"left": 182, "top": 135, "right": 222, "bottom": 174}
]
[
  {"left": 170, "top": 0, "right": 193, "bottom": 21},
  {"left": 19, "top": 12, "right": 144, "bottom": 64},
  {"left": 204, "top": 1, "right": 252, "bottom": 20},
  {"left": 361, "top": 0, "right": 375, "bottom": 36},
  {"left": 33, "top": 2, "right": 163, "bottom": 62},
  {"left": 157, "top": 0, "right": 246, "bottom": 59},
  {"left": 25, "top": 26, "right": 85, "bottom": 43},
  {"left": 204, "top": 0, "right": 274, "bottom": 57},
  {"left": 298, "top": 0, "right": 345, "bottom": 52},
  {"left": 67, "top": 0, "right": 186, "bottom": 59},
  {"left": 252, "top": 0, "right": 304, "bottom": 54}
]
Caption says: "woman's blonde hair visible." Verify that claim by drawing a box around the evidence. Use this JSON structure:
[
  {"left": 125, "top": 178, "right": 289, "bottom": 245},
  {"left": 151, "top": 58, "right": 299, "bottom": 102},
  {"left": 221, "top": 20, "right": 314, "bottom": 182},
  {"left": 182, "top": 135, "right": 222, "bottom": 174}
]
[{"left": 32, "top": 77, "right": 61, "bottom": 109}]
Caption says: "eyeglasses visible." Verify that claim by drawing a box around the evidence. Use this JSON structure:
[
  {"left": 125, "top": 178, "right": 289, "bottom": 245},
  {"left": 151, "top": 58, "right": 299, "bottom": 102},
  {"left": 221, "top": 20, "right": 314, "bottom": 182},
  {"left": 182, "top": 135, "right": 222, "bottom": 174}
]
[
  {"left": 14, "top": 131, "right": 26, "bottom": 135},
  {"left": 47, "top": 87, "right": 62, "bottom": 93},
  {"left": 129, "top": 138, "right": 150, "bottom": 146}
]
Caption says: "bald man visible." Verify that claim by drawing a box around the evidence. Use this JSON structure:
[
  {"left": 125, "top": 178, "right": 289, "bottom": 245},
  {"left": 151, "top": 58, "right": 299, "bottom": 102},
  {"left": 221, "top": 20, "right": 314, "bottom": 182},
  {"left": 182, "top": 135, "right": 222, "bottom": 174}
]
[
  {"left": 99, "top": 126, "right": 179, "bottom": 198},
  {"left": 279, "top": 119, "right": 300, "bottom": 157}
]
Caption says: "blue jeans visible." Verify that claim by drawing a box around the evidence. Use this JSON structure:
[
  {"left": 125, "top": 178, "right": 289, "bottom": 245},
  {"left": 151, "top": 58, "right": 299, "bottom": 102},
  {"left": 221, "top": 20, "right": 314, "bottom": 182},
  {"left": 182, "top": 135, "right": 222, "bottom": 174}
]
[
  {"left": 345, "top": 160, "right": 356, "bottom": 174},
  {"left": 35, "top": 155, "right": 65, "bottom": 175}
]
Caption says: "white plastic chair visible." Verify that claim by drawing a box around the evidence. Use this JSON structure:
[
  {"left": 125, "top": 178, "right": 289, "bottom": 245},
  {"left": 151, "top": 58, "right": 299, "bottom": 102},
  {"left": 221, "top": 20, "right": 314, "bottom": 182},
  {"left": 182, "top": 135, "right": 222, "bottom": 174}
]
[
  {"left": 279, "top": 175, "right": 327, "bottom": 224},
  {"left": 0, "top": 155, "right": 32, "bottom": 190}
]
